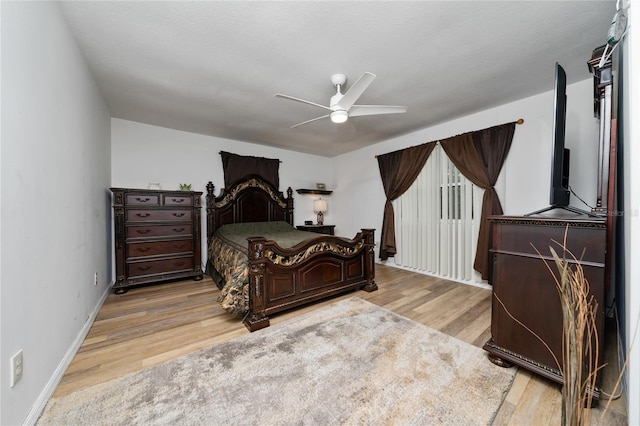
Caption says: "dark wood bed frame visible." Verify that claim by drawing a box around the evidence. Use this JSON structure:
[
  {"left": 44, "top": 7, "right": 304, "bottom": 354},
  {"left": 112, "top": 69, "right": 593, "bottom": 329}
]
[{"left": 205, "top": 175, "right": 377, "bottom": 331}]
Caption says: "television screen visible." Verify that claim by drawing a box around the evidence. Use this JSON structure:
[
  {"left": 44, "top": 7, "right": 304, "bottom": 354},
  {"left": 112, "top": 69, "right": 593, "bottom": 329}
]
[
  {"left": 549, "top": 63, "right": 570, "bottom": 207},
  {"left": 525, "top": 63, "right": 594, "bottom": 217}
]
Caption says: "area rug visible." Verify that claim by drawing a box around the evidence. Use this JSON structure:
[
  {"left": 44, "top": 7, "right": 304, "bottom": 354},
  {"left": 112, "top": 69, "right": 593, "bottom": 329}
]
[{"left": 38, "top": 297, "right": 516, "bottom": 425}]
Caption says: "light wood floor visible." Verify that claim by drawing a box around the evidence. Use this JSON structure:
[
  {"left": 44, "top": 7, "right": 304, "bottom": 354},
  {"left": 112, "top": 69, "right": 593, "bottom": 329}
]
[{"left": 53, "top": 264, "right": 627, "bottom": 424}]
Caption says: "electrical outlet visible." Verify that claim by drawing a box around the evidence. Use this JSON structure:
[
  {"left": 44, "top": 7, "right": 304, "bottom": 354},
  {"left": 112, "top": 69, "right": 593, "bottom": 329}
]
[
  {"left": 10, "top": 350, "right": 23, "bottom": 387},
  {"left": 94, "top": 272, "right": 98, "bottom": 286}
]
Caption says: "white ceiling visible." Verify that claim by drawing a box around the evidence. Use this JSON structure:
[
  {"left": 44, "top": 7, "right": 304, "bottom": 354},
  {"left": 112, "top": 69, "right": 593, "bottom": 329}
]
[{"left": 58, "top": 1, "right": 616, "bottom": 157}]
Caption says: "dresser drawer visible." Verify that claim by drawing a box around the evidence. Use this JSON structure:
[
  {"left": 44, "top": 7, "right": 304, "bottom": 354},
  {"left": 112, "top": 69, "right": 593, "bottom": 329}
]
[
  {"left": 126, "top": 209, "right": 193, "bottom": 222},
  {"left": 127, "top": 257, "right": 194, "bottom": 277},
  {"left": 125, "top": 193, "right": 160, "bottom": 206},
  {"left": 163, "top": 194, "right": 193, "bottom": 206},
  {"left": 126, "top": 239, "right": 193, "bottom": 259},
  {"left": 491, "top": 220, "right": 606, "bottom": 264},
  {"left": 126, "top": 224, "right": 193, "bottom": 239}
]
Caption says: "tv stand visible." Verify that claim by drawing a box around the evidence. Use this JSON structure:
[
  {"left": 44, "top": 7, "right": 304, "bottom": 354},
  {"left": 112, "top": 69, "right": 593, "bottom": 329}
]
[
  {"left": 484, "top": 215, "right": 606, "bottom": 398},
  {"left": 524, "top": 204, "right": 598, "bottom": 217}
]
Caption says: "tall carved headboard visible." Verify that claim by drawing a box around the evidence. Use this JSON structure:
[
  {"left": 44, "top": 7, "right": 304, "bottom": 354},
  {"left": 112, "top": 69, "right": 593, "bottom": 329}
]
[{"left": 205, "top": 174, "right": 294, "bottom": 242}]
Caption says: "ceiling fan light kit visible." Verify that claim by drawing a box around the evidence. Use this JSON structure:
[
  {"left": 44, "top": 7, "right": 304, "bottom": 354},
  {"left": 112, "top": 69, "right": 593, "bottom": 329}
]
[
  {"left": 330, "top": 110, "right": 348, "bottom": 124},
  {"left": 275, "top": 72, "right": 407, "bottom": 128}
]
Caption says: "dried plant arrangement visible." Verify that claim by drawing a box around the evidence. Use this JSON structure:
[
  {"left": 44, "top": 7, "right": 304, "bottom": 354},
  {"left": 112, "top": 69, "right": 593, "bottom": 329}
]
[
  {"left": 545, "top": 229, "right": 638, "bottom": 424},
  {"left": 546, "top": 240, "right": 601, "bottom": 426}
]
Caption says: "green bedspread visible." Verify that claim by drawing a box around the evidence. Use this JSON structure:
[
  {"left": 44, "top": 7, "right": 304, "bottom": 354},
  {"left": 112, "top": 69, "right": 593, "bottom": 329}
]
[{"left": 217, "top": 221, "right": 318, "bottom": 252}]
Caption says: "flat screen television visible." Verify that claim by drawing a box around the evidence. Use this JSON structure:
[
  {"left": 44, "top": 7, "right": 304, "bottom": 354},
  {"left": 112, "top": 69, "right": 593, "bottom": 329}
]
[
  {"left": 549, "top": 62, "right": 570, "bottom": 207},
  {"left": 526, "top": 62, "right": 591, "bottom": 216}
]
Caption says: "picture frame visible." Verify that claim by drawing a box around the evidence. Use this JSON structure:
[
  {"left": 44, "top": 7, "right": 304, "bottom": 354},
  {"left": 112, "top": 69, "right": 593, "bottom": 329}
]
[{"left": 316, "top": 183, "right": 326, "bottom": 190}]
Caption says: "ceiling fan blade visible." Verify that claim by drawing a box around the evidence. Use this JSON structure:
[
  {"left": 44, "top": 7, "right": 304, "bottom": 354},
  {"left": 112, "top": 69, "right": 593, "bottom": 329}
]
[
  {"left": 349, "top": 105, "right": 408, "bottom": 117},
  {"left": 335, "top": 72, "right": 376, "bottom": 111},
  {"left": 290, "top": 114, "right": 330, "bottom": 128},
  {"left": 275, "top": 94, "right": 333, "bottom": 112}
]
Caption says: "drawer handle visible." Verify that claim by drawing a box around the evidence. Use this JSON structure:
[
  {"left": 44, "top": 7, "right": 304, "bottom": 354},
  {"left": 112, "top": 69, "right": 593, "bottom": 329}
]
[
  {"left": 174, "top": 244, "right": 186, "bottom": 250},
  {"left": 135, "top": 229, "right": 151, "bottom": 235},
  {"left": 172, "top": 213, "right": 185, "bottom": 218},
  {"left": 136, "top": 266, "right": 152, "bottom": 272},
  {"left": 171, "top": 198, "right": 185, "bottom": 203},
  {"left": 173, "top": 261, "right": 187, "bottom": 267},
  {"left": 136, "top": 247, "right": 151, "bottom": 253},
  {"left": 136, "top": 213, "right": 151, "bottom": 218},
  {"left": 134, "top": 197, "right": 151, "bottom": 203},
  {"left": 172, "top": 227, "right": 185, "bottom": 233}
]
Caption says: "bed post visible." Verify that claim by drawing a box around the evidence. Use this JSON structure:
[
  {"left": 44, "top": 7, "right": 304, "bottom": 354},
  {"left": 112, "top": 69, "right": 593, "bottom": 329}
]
[
  {"left": 244, "top": 236, "right": 270, "bottom": 331},
  {"left": 361, "top": 228, "right": 378, "bottom": 292},
  {"left": 206, "top": 181, "right": 216, "bottom": 244},
  {"left": 285, "top": 187, "right": 294, "bottom": 226}
]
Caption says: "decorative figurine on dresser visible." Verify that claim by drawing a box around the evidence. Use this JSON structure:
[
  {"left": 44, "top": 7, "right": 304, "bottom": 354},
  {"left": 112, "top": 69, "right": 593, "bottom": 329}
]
[{"left": 110, "top": 187, "right": 203, "bottom": 294}]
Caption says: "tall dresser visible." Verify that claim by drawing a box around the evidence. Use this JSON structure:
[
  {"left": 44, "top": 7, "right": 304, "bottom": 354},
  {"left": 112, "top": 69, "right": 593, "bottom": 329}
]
[{"left": 110, "top": 188, "right": 203, "bottom": 293}]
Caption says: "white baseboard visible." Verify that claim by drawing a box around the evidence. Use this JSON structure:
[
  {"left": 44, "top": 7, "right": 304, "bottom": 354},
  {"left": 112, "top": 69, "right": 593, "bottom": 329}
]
[{"left": 22, "top": 283, "right": 113, "bottom": 425}]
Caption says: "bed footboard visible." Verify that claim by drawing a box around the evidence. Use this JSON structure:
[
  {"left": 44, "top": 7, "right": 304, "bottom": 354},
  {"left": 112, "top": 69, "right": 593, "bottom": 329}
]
[{"left": 244, "top": 229, "right": 377, "bottom": 331}]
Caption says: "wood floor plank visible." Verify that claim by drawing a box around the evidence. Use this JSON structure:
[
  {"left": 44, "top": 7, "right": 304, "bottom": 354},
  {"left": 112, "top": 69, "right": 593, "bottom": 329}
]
[{"left": 49, "top": 264, "right": 627, "bottom": 424}]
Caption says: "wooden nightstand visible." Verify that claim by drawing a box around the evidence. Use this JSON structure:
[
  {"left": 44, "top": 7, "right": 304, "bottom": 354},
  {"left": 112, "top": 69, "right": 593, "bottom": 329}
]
[{"left": 296, "top": 224, "right": 335, "bottom": 235}]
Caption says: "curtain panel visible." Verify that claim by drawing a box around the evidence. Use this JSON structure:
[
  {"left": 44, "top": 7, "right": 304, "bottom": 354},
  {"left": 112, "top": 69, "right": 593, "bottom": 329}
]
[
  {"left": 220, "top": 151, "right": 280, "bottom": 189},
  {"left": 376, "top": 121, "right": 516, "bottom": 280},
  {"left": 377, "top": 142, "right": 437, "bottom": 260},
  {"left": 441, "top": 122, "right": 515, "bottom": 280}
]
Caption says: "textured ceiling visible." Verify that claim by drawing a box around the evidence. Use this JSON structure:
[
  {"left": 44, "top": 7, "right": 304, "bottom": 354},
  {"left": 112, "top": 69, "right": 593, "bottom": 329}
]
[{"left": 59, "top": 1, "right": 616, "bottom": 157}]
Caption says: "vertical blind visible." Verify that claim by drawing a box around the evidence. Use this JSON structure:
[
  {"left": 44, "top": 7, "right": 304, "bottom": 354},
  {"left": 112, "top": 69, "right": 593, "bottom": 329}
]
[{"left": 392, "top": 144, "right": 484, "bottom": 284}]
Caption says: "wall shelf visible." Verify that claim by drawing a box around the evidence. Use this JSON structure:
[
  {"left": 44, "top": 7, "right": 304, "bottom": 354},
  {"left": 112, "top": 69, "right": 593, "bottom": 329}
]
[{"left": 296, "top": 189, "right": 333, "bottom": 195}]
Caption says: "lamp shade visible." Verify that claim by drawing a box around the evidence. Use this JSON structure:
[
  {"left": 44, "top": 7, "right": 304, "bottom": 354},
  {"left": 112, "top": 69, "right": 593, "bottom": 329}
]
[{"left": 313, "top": 198, "right": 328, "bottom": 213}]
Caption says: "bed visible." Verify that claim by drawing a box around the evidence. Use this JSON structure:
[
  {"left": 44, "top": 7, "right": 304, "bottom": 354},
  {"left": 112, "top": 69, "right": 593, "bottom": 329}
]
[{"left": 205, "top": 175, "right": 377, "bottom": 331}]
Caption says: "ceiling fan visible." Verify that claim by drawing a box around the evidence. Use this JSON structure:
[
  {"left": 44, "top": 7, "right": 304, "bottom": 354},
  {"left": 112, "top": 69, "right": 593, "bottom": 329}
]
[{"left": 275, "top": 72, "right": 407, "bottom": 128}]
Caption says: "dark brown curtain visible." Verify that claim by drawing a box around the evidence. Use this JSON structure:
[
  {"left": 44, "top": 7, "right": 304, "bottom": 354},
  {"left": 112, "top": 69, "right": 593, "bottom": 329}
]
[
  {"left": 220, "top": 151, "right": 280, "bottom": 189},
  {"left": 377, "top": 142, "right": 437, "bottom": 260},
  {"left": 440, "top": 122, "right": 516, "bottom": 280}
]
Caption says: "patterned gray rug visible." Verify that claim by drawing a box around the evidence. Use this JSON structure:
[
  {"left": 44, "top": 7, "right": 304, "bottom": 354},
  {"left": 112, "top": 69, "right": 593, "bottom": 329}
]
[{"left": 38, "top": 297, "right": 516, "bottom": 425}]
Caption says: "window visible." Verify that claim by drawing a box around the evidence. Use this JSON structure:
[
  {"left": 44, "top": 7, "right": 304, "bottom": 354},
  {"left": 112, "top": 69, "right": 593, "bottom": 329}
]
[
  {"left": 392, "top": 144, "right": 484, "bottom": 284},
  {"left": 441, "top": 165, "right": 474, "bottom": 221}
]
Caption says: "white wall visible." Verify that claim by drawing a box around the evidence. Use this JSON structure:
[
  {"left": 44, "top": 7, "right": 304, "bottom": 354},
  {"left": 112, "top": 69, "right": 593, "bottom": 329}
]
[
  {"left": 621, "top": 2, "right": 639, "bottom": 423},
  {"left": 0, "top": 3, "right": 111, "bottom": 424},
  {"left": 333, "top": 78, "right": 600, "bottom": 240},
  {"left": 111, "top": 118, "right": 335, "bottom": 269}
]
